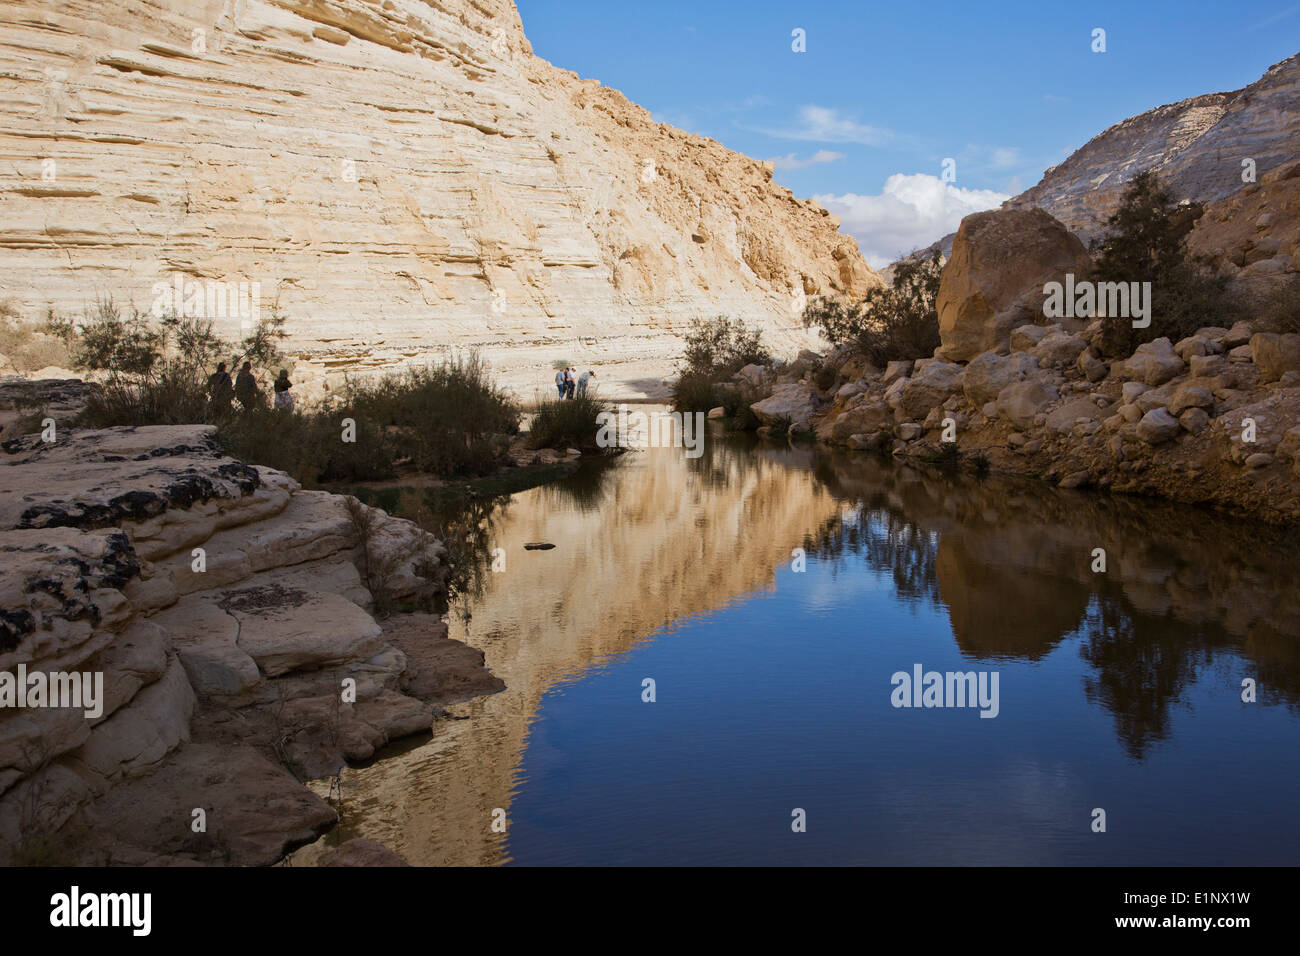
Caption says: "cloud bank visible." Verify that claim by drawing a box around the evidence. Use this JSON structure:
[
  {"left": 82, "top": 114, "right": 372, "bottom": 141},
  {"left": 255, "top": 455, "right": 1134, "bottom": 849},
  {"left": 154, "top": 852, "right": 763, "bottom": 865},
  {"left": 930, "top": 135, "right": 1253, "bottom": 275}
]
[{"left": 815, "top": 173, "right": 1010, "bottom": 269}]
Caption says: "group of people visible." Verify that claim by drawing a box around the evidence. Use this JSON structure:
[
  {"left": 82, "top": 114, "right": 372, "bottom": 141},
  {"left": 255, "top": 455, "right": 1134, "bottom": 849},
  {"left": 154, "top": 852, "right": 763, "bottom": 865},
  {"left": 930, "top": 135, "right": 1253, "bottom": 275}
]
[
  {"left": 208, "top": 361, "right": 294, "bottom": 413},
  {"left": 554, "top": 366, "right": 595, "bottom": 399}
]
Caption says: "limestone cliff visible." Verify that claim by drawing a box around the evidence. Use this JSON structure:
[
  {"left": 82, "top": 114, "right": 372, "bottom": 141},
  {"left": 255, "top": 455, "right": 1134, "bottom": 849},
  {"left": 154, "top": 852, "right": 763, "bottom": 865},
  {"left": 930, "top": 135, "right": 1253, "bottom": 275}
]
[
  {"left": 1005, "top": 53, "right": 1300, "bottom": 243},
  {"left": 0, "top": 0, "right": 877, "bottom": 394}
]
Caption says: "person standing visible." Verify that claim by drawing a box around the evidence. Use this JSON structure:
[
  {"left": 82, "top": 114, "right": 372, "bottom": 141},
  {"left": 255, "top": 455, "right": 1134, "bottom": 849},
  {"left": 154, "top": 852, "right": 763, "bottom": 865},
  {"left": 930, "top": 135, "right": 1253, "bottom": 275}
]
[
  {"left": 273, "top": 368, "right": 294, "bottom": 411},
  {"left": 208, "top": 362, "right": 233, "bottom": 414},
  {"left": 565, "top": 367, "right": 576, "bottom": 399},
  {"left": 234, "top": 361, "right": 260, "bottom": 411},
  {"left": 577, "top": 369, "right": 595, "bottom": 397},
  {"left": 555, "top": 366, "right": 567, "bottom": 399}
]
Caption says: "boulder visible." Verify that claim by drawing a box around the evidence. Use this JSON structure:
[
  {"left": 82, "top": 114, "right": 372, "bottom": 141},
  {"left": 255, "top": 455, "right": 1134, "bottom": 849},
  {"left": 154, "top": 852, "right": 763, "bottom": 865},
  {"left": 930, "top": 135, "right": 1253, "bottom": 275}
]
[
  {"left": 707, "top": 406, "right": 726, "bottom": 420},
  {"left": 1137, "top": 408, "right": 1181, "bottom": 444},
  {"left": 1189, "top": 354, "right": 1229, "bottom": 379},
  {"left": 1167, "top": 385, "right": 1214, "bottom": 416},
  {"left": 1010, "top": 323, "right": 1059, "bottom": 353},
  {"left": 1250, "top": 332, "right": 1300, "bottom": 383},
  {"left": 735, "top": 364, "right": 770, "bottom": 389},
  {"left": 1045, "top": 397, "right": 1101, "bottom": 435},
  {"left": 963, "top": 351, "right": 1040, "bottom": 405},
  {"left": 1223, "top": 321, "right": 1255, "bottom": 348},
  {"left": 817, "top": 398, "right": 891, "bottom": 442},
  {"left": 996, "top": 380, "right": 1059, "bottom": 429},
  {"left": 1179, "top": 407, "right": 1210, "bottom": 434},
  {"left": 936, "top": 208, "right": 1092, "bottom": 362},
  {"left": 750, "top": 383, "right": 820, "bottom": 428},
  {"left": 1077, "top": 349, "right": 1108, "bottom": 382},
  {"left": 221, "top": 585, "right": 385, "bottom": 677},
  {"left": 881, "top": 360, "right": 913, "bottom": 386},
  {"left": 1033, "top": 331, "right": 1088, "bottom": 365},
  {"left": 893, "top": 361, "right": 964, "bottom": 421},
  {"left": 1115, "top": 337, "right": 1185, "bottom": 386}
]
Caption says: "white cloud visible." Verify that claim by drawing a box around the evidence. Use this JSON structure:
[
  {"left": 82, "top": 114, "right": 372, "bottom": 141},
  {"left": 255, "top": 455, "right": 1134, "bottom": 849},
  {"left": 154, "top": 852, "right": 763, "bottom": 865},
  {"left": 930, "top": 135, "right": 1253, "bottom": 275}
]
[
  {"left": 747, "top": 105, "right": 893, "bottom": 146},
  {"left": 814, "top": 173, "right": 1010, "bottom": 269},
  {"left": 767, "top": 149, "right": 845, "bottom": 171}
]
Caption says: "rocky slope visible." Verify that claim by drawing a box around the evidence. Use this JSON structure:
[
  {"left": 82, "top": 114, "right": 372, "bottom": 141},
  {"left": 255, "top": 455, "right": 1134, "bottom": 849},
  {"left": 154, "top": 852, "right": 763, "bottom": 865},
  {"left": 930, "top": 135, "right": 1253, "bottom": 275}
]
[
  {"left": 0, "top": 0, "right": 877, "bottom": 398},
  {"left": 756, "top": 203, "right": 1300, "bottom": 525},
  {"left": 0, "top": 422, "right": 501, "bottom": 864},
  {"left": 1005, "top": 54, "right": 1300, "bottom": 243}
]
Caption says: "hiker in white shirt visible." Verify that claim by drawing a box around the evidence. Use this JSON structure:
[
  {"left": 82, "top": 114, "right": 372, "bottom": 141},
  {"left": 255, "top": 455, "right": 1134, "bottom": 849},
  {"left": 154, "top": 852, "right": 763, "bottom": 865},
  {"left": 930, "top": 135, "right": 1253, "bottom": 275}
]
[{"left": 577, "top": 369, "right": 595, "bottom": 396}]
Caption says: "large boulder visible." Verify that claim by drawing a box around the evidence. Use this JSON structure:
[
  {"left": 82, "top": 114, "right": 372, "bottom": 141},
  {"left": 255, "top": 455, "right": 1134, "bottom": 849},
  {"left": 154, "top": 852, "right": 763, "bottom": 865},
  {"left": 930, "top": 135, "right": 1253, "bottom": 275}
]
[
  {"left": 996, "top": 380, "right": 1059, "bottom": 429},
  {"left": 816, "top": 397, "right": 891, "bottom": 442},
  {"left": 750, "top": 383, "right": 820, "bottom": 428},
  {"left": 1114, "top": 337, "right": 1186, "bottom": 386},
  {"left": 963, "top": 351, "right": 1040, "bottom": 405},
  {"left": 936, "top": 208, "right": 1092, "bottom": 362},
  {"left": 892, "top": 361, "right": 964, "bottom": 421},
  {"left": 1137, "top": 408, "right": 1181, "bottom": 444},
  {"left": 1250, "top": 332, "right": 1300, "bottom": 383}
]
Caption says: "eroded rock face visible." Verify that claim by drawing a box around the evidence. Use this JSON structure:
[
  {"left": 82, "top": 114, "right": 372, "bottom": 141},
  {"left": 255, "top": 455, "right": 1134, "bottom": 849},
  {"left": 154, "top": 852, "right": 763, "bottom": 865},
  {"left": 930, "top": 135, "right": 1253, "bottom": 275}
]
[
  {"left": 0, "top": 423, "right": 500, "bottom": 865},
  {"left": 0, "top": 0, "right": 878, "bottom": 391},
  {"left": 1004, "top": 54, "right": 1300, "bottom": 242},
  {"left": 936, "top": 208, "right": 1092, "bottom": 362}
]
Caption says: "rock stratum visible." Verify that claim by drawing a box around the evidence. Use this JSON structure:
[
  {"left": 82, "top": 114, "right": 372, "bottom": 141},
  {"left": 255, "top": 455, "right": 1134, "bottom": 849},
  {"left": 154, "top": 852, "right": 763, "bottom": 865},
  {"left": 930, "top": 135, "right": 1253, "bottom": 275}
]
[
  {"left": 1005, "top": 53, "right": 1300, "bottom": 243},
  {"left": 0, "top": 421, "right": 501, "bottom": 865},
  {"left": 0, "top": 0, "right": 877, "bottom": 396}
]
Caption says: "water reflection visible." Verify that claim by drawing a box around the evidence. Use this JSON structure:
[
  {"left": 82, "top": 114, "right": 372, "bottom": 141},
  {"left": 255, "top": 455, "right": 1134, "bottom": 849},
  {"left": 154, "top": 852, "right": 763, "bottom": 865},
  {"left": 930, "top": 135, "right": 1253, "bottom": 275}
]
[{"left": 313, "top": 429, "right": 1300, "bottom": 865}]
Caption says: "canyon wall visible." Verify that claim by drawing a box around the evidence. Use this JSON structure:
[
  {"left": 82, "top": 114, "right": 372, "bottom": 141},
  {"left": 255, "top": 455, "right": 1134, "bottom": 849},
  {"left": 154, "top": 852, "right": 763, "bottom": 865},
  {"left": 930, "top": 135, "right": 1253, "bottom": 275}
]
[
  {"left": 1005, "top": 53, "right": 1300, "bottom": 243},
  {"left": 0, "top": 0, "right": 877, "bottom": 395}
]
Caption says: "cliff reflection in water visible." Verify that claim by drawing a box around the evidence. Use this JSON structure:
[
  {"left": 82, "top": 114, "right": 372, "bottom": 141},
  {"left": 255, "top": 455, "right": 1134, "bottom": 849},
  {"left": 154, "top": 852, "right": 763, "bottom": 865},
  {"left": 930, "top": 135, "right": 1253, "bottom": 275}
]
[
  {"left": 325, "top": 432, "right": 1300, "bottom": 865},
  {"left": 807, "top": 450, "right": 1300, "bottom": 757}
]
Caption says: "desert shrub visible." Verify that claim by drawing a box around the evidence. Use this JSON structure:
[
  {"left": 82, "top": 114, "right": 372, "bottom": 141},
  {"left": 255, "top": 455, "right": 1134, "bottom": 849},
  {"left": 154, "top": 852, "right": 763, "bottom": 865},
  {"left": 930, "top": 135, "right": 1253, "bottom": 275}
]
[
  {"left": 681, "top": 315, "right": 771, "bottom": 378},
  {"left": 341, "top": 355, "right": 519, "bottom": 477},
  {"left": 1090, "top": 171, "right": 1241, "bottom": 357},
  {"left": 64, "top": 297, "right": 517, "bottom": 484},
  {"left": 803, "top": 252, "right": 942, "bottom": 366},
  {"left": 672, "top": 315, "right": 771, "bottom": 413},
  {"left": 672, "top": 370, "right": 724, "bottom": 413},
  {"left": 527, "top": 392, "right": 607, "bottom": 450}
]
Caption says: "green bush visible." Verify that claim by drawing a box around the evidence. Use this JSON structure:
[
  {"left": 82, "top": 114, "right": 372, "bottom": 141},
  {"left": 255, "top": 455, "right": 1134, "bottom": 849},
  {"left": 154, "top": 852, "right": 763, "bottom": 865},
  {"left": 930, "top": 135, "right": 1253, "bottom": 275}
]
[
  {"left": 672, "top": 315, "right": 772, "bottom": 414},
  {"left": 803, "top": 252, "right": 942, "bottom": 366},
  {"left": 527, "top": 393, "right": 607, "bottom": 450},
  {"left": 63, "top": 299, "right": 519, "bottom": 485},
  {"left": 672, "top": 371, "right": 723, "bottom": 413},
  {"left": 1090, "top": 171, "right": 1241, "bottom": 357},
  {"left": 680, "top": 315, "right": 771, "bottom": 378}
]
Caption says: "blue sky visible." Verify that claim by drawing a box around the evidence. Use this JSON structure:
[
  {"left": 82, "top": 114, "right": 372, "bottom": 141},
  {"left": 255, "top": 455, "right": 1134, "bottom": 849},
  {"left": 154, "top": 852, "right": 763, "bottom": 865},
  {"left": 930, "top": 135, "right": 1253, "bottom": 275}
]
[{"left": 516, "top": 0, "right": 1300, "bottom": 265}]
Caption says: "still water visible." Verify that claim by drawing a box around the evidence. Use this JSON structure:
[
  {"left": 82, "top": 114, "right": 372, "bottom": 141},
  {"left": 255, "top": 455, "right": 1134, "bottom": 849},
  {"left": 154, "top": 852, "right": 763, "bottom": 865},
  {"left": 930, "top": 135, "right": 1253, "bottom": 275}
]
[{"left": 321, "top": 426, "right": 1300, "bottom": 866}]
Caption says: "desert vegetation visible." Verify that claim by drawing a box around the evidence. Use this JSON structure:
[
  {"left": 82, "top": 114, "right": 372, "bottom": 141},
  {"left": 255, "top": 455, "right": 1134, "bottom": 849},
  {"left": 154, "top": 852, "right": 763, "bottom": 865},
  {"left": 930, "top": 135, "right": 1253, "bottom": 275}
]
[
  {"left": 42, "top": 299, "right": 521, "bottom": 486},
  {"left": 671, "top": 314, "right": 772, "bottom": 414},
  {"left": 801, "top": 251, "right": 943, "bottom": 366},
  {"left": 1090, "top": 171, "right": 1242, "bottom": 357}
]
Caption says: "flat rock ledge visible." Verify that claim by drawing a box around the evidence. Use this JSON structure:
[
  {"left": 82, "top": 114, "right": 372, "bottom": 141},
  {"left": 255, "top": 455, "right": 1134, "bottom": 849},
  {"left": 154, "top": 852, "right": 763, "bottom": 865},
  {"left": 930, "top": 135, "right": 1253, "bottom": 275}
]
[{"left": 0, "top": 424, "right": 503, "bottom": 866}]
